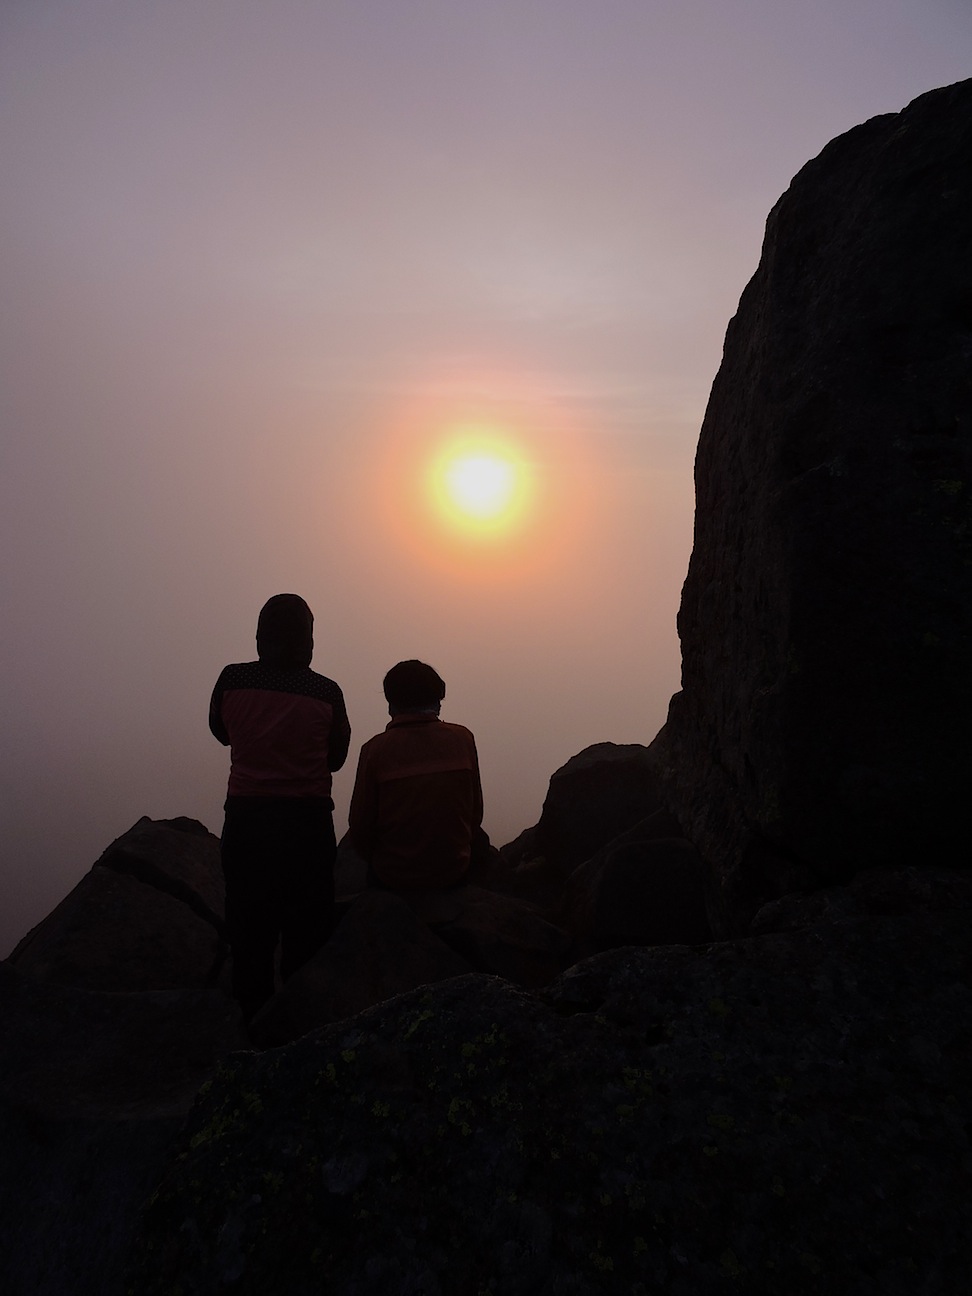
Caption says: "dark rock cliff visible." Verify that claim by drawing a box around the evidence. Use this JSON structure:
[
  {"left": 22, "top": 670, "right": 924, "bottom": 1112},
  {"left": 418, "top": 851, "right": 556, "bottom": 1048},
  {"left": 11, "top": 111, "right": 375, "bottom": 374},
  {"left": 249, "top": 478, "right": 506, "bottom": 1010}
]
[{"left": 650, "top": 78, "right": 972, "bottom": 933}]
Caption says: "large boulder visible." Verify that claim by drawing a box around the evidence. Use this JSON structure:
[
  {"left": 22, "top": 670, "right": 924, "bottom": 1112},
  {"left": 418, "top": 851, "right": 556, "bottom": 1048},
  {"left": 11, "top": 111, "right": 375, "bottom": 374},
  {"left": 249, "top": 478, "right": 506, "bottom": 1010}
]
[
  {"left": 249, "top": 889, "right": 474, "bottom": 1047},
  {"left": 651, "top": 79, "right": 972, "bottom": 932},
  {"left": 405, "top": 884, "right": 570, "bottom": 987},
  {"left": 125, "top": 905, "right": 972, "bottom": 1295},
  {"left": 250, "top": 884, "right": 570, "bottom": 1047},
  {"left": 563, "top": 823, "right": 712, "bottom": 961},
  {"left": 530, "top": 743, "right": 670, "bottom": 879},
  {"left": 7, "top": 817, "right": 227, "bottom": 991},
  {"left": 0, "top": 818, "right": 243, "bottom": 1296}
]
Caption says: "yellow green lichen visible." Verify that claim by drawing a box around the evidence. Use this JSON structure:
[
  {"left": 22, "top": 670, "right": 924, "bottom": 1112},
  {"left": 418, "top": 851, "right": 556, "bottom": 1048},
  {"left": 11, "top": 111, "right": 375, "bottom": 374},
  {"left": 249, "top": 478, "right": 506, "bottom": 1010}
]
[{"left": 721, "top": 1248, "right": 743, "bottom": 1277}]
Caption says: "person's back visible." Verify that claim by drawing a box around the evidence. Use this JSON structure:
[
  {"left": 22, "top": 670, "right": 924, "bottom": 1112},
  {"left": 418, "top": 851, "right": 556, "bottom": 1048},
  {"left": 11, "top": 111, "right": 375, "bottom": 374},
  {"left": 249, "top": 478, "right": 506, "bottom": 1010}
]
[
  {"left": 210, "top": 594, "right": 350, "bottom": 1020},
  {"left": 348, "top": 660, "right": 483, "bottom": 889}
]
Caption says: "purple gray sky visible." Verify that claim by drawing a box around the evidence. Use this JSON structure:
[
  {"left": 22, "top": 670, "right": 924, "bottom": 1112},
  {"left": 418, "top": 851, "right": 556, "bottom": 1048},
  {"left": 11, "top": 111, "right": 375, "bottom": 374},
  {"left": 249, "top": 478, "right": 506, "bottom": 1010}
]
[{"left": 2, "top": 0, "right": 970, "bottom": 955}]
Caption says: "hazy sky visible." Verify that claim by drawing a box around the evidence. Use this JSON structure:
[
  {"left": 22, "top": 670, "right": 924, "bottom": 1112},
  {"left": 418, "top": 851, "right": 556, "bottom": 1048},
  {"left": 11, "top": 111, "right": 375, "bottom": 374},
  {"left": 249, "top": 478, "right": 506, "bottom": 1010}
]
[{"left": 2, "top": 1, "right": 970, "bottom": 955}]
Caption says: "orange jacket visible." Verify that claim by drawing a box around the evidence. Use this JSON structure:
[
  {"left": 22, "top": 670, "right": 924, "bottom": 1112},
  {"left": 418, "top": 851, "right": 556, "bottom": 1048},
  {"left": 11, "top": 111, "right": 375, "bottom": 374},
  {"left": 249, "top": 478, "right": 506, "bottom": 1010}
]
[{"left": 348, "top": 713, "right": 483, "bottom": 889}]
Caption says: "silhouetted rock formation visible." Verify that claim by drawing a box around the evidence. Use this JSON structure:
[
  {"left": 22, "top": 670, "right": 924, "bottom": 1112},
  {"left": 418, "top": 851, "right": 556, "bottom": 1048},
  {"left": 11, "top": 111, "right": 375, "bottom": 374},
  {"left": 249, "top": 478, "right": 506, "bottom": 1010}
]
[
  {"left": 0, "top": 819, "right": 245, "bottom": 1296},
  {"left": 249, "top": 890, "right": 475, "bottom": 1047},
  {"left": 563, "top": 820, "right": 711, "bottom": 961},
  {"left": 7, "top": 816, "right": 227, "bottom": 991},
  {"left": 651, "top": 78, "right": 972, "bottom": 933},
  {"left": 127, "top": 899, "right": 972, "bottom": 1295},
  {"left": 533, "top": 742, "right": 670, "bottom": 878}
]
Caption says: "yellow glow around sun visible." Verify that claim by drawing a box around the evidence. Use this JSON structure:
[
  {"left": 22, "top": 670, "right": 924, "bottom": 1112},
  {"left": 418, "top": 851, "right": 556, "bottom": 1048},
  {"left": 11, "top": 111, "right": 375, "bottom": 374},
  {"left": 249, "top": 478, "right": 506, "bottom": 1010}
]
[
  {"left": 444, "top": 454, "right": 516, "bottom": 519},
  {"left": 429, "top": 433, "right": 531, "bottom": 537}
]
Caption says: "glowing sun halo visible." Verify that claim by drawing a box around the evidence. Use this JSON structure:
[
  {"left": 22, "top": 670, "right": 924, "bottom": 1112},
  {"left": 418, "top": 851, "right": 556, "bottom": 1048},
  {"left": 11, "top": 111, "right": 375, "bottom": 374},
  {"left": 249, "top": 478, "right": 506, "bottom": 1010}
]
[
  {"left": 430, "top": 437, "right": 530, "bottom": 537},
  {"left": 444, "top": 453, "right": 516, "bottom": 520}
]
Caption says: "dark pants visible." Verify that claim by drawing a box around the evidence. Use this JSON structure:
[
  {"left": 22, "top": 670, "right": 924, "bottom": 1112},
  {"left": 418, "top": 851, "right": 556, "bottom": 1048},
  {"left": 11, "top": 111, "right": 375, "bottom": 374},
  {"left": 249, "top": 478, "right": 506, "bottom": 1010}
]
[{"left": 221, "top": 796, "right": 336, "bottom": 1020}]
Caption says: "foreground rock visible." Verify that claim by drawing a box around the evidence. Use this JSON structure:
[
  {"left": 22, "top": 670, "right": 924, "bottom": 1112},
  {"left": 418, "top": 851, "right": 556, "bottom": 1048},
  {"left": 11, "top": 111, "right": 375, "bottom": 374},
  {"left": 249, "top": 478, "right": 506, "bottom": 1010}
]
[
  {"left": 0, "top": 818, "right": 244, "bottom": 1296},
  {"left": 251, "top": 885, "right": 569, "bottom": 1046},
  {"left": 7, "top": 817, "right": 227, "bottom": 991},
  {"left": 0, "top": 963, "right": 245, "bottom": 1296},
  {"left": 652, "top": 79, "right": 972, "bottom": 932},
  {"left": 249, "top": 890, "right": 474, "bottom": 1047},
  {"left": 127, "top": 903, "right": 972, "bottom": 1294}
]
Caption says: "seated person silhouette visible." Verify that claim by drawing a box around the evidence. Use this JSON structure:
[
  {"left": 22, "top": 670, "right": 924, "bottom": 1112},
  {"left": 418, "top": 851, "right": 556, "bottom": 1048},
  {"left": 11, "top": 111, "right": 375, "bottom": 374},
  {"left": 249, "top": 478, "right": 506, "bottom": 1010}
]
[
  {"left": 209, "top": 593, "right": 351, "bottom": 1021},
  {"left": 348, "top": 660, "right": 484, "bottom": 890}
]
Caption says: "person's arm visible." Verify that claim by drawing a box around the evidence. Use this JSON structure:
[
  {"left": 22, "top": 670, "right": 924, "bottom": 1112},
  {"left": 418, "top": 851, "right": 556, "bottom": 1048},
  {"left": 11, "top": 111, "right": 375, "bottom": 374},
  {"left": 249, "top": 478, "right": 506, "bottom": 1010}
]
[
  {"left": 469, "top": 733, "right": 484, "bottom": 830},
  {"left": 347, "top": 743, "right": 378, "bottom": 862},
  {"left": 328, "top": 691, "right": 352, "bottom": 772},
  {"left": 208, "top": 673, "right": 230, "bottom": 746}
]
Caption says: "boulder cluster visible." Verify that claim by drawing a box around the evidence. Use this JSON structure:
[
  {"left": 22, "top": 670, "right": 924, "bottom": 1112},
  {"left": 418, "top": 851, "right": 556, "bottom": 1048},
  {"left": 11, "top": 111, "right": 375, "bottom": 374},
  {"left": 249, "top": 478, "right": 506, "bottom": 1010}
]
[{"left": 2, "top": 78, "right": 971, "bottom": 1296}]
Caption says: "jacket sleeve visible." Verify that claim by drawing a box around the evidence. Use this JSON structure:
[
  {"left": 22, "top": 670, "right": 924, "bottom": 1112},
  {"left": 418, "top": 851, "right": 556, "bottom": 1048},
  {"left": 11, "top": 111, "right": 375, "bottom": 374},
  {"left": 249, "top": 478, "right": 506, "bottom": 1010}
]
[
  {"left": 208, "top": 673, "right": 230, "bottom": 746},
  {"left": 347, "top": 742, "right": 378, "bottom": 862},
  {"left": 469, "top": 733, "right": 485, "bottom": 830},
  {"left": 327, "top": 692, "right": 352, "bottom": 772}
]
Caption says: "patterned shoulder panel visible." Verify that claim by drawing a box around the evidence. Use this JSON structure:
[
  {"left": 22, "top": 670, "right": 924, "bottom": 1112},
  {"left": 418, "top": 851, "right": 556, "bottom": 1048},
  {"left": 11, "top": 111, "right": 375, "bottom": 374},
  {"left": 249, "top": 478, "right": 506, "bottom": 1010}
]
[{"left": 216, "top": 661, "right": 345, "bottom": 705}]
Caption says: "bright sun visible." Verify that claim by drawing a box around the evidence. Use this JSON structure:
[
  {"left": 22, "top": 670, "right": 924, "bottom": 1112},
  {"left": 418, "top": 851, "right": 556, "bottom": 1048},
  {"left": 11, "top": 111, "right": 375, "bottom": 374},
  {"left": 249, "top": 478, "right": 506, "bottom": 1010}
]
[
  {"left": 444, "top": 453, "right": 516, "bottom": 520},
  {"left": 429, "top": 434, "right": 530, "bottom": 537}
]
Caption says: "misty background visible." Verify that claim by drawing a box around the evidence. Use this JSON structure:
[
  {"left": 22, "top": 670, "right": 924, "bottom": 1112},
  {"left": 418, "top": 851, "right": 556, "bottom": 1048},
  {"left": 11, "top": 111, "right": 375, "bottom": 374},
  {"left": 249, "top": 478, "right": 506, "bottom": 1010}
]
[{"left": 2, "top": 0, "right": 970, "bottom": 956}]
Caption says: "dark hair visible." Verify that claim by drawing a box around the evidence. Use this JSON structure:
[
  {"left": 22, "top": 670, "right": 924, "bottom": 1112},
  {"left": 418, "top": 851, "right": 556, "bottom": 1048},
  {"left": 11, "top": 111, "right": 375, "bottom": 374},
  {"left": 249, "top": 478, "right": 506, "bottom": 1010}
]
[
  {"left": 383, "top": 660, "right": 446, "bottom": 710},
  {"left": 256, "top": 594, "right": 314, "bottom": 668}
]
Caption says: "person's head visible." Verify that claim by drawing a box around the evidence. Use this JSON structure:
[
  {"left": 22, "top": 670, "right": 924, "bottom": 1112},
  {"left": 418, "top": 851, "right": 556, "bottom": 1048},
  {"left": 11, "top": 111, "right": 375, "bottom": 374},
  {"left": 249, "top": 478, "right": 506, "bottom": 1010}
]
[
  {"left": 383, "top": 659, "right": 446, "bottom": 715},
  {"left": 256, "top": 594, "right": 314, "bottom": 668}
]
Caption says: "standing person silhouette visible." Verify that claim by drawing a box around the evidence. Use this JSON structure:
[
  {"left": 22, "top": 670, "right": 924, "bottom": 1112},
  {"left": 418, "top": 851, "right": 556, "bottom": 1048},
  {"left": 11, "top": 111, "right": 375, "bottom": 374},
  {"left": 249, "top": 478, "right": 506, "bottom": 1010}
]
[{"left": 209, "top": 594, "right": 350, "bottom": 1021}]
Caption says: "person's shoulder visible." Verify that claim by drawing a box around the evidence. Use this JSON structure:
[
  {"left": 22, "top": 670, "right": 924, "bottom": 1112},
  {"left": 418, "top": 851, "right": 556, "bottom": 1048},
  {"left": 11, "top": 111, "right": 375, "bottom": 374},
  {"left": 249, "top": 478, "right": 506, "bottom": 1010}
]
[
  {"left": 439, "top": 720, "right": 476, "bottom": 742},
  {"left": 214, "top": 660, "right": 259, "bottom": 684}
]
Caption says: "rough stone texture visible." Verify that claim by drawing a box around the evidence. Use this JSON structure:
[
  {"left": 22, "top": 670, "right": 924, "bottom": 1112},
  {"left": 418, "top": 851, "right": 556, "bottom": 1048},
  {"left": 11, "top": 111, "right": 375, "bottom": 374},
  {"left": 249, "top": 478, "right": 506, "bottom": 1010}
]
[
  {"left": 7, "top": 817, "right": 227, "bottom": 991},
  {"left": 750, "top": 865, "right": 972, "bottom": 935},
  {"left": 532, "top": 743, "right": 670, "bottom": 878},
  {"left": 126, "top": 907, "right": 972, "bottom": 1295},
  {"left": 650, "top": 79, "right": 972, "bottom": 933},
  {"left": 249, "top": 889, "right": 474, "bottom": 1047},
  {"left": 0, "top": 960, "right": 245, "bottom": 1296},
  {"left": 406, "top": 884, "right": 570, "bottom": 988},
  {"left": 251, "top": 884, "right": 570, "bottom": 1048},
  {"left": 563, "top": 833, "right": 712, "bottom": 961}
]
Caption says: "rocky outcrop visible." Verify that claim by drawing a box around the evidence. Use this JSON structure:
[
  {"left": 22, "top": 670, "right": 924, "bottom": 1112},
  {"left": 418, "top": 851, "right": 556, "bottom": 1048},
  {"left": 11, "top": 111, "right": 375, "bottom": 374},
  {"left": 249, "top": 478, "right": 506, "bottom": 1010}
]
[
  {"left": 0, "top": 819, "right": 245, "bottom": 1296},
  {"left": 651, "top": 79, "right": 972, "bottom": 933},
  {"left": 7, "top": 817, "right": 227, "bottom": 991},
  {"left": 513, "top": 742, "right": 672, "bottom": 879},
  {"left": 750, "top": 864, "right": 972, "bottom": 935},
  {"left": 563, "top": 820, "right": 711, "bottom": 961},
  {"left": 249, "top": 889, "right": 475, "bottom": 1047},
  {"left": 126, "top": 900, "right": 972, "bottom": 1295},
  {"left": 251, "top": 885, "right": 569, "bottom": 1047}
]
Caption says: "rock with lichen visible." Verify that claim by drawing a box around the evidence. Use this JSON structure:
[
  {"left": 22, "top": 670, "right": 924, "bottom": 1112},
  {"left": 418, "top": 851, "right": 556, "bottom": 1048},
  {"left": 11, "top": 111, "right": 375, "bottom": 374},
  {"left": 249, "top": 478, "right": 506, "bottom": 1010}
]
[{"left": 125, "top": 905, "right": 972, "bottom": 1294}]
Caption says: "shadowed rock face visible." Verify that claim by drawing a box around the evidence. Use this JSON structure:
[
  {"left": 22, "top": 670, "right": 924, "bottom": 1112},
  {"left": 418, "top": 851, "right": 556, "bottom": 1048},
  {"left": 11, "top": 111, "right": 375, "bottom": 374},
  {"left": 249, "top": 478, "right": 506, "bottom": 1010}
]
[
  {"left": 7, "top": 817, "right": 227, "bottom": 991},
  {"left": 533, "top": 743, "right": 670, "bottom": 879},
  {"left": 125, "top": 903, "right": 972, "bottom": 1296},
  {"left": 652, "top": 79, "right": 972, "bottom": 932}
]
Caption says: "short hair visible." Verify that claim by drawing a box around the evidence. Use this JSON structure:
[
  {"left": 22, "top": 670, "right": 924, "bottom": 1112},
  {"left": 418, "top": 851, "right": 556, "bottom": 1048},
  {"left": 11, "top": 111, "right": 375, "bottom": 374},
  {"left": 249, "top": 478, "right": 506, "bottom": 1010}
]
[
  {"left": 256, "top": 594, "right": 314, "bottom": 668},
  {"left": 383, "top": 660, "right": 446, "bottom": 710}
]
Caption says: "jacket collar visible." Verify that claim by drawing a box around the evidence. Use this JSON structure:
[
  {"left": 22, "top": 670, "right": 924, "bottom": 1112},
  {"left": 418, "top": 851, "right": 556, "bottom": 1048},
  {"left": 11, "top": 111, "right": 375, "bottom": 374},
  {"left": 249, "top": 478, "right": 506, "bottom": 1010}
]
[{"left": 386, "top": 712, "right": 441, "bottom": 730}]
